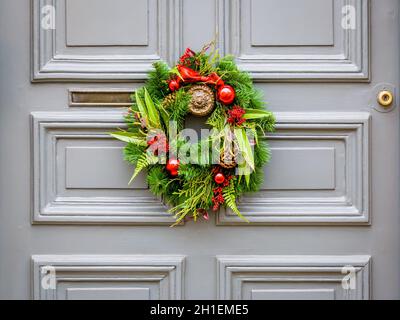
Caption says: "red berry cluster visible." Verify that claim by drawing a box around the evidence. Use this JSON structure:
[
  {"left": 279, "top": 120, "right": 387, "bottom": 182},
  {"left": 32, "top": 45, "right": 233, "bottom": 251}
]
[
  {"left": 227, "top": 105, "right": 246, "bottom": 126},
  {"left": 147, "top": 133, "right": 169, "bottom": 156},
  {"left": 212, "top": 169, "right": 234, "bottom": 211},
  {"left": 212, "top": 187, "right": 225, "bottom": 211}
]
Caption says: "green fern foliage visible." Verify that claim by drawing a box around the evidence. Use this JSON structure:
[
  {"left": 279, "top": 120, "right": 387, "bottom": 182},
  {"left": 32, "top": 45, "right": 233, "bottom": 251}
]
[
  {"left": 124, "top": 143, "right": 146, "bottom": 164},
  {"left": 129, "top": 152, "right": 159, "bottom": 184},
  {"left": 222, "top": 181, "right": 249, "bottom": 222}
]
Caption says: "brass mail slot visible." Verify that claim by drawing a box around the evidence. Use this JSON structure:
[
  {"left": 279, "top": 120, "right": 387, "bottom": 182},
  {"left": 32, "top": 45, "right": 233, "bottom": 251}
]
[{"left": 69, "top": 89, "right": 133, "bottom": 107}]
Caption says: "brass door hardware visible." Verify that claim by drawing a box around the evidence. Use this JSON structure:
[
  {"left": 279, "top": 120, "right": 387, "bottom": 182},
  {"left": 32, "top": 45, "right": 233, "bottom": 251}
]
[
  {"left": 377, "top": 90, "right": 394, "bottom": 107},
  {"left": 69, "top": 88, "right": 133, "bottom": 107}
]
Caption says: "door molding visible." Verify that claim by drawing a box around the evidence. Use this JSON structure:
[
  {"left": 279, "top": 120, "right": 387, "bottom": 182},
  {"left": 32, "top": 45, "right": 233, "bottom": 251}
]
[
  {"left": 217, "top": 112, "right": 371, "bottom": 225},
  {"left": 32, "top": 255, "right": 185, "bottom": 300},
  {"left": 217, "top": 255, "right": 371, "bottom": 300},
  {"left": 216, "top": 0, "right": 370, "bottom": 81},
  {"left": 30, "top": 111, "right": 176, "bottom": 225},
  {"left": 31, "top": 0, "right": 183, "bottom": 81}
]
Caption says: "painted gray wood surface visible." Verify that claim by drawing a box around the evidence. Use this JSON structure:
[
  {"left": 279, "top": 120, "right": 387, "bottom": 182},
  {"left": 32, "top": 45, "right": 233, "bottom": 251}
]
[{"left": 1, "top": 0, "right": 400, "bottom": 300}]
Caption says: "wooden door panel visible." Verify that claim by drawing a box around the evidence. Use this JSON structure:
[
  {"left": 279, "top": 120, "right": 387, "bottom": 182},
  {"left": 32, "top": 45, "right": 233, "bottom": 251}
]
[
  {"left": 217, "top": 0, "right": 370, "bottom": 80},
  {"left": 32, "top": 0, "right": 182, "bottom": 81},
  {"left": 217, "top": 256, "right": 371, "bottom": 300},
  {"left": 32, "top": 255, "right": 185, "bottom": 300}
]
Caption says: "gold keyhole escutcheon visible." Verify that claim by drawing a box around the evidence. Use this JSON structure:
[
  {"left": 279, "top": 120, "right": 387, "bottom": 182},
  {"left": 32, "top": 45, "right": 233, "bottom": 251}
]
[{"left": 377, "top": 90, "right": 394, "bottom": 107}]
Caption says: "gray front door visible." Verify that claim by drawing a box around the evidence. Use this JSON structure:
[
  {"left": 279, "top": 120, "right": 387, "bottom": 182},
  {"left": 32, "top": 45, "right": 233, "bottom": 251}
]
[{"left": 0, "top": 0, "right": 399, "bottom": 300}]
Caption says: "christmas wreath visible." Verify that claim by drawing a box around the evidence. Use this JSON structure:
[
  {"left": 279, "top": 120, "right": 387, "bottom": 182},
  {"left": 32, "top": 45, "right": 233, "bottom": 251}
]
[{"left": 111, "top": 44, "right": 275, "bottom": 225}]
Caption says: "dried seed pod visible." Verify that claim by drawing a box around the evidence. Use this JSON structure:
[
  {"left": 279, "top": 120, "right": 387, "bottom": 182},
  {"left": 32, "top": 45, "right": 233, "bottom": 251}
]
[{"left": 188, "top": 85, "right": 215, "bottom": 117}]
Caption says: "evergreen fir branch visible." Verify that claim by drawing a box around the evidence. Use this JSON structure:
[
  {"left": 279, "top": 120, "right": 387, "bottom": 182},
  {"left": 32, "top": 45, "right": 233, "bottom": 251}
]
[
  {"left": 248, "top": 89, "right": 266, "bottom": 110},
  {"left": 236, "top": 169, "right": 264, "bottom": 193},
  {"left": 170, "top": 89, "right": 191, "bottom": 131},
  {"left": 145, "top": 61, "right": 171, "bottom": 101},
  {"left": 216, "top": 56, "right": 269, "bottom": 111},
  {"left": 178, "top": 164, "right": 212, "bottom": 181},
  {"left": 147, "top": 166, "right": 170, "bottom": 196},
  {"left": 164, "top": 180, "right": 183, "bottom": 206},
  {"left": 254, "top": 140, "right": 271, "bottom": 167},
  {"left": 257, "top": 113, "right": 276, "bottom": 133}
]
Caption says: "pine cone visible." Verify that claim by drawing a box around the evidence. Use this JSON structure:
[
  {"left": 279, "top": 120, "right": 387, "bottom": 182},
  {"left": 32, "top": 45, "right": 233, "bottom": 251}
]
[
  {"left": 162, "top": 92, "right": 177, "bottom": 109},
  {"left": 220, "top": 152, "right": 237, "bottom": 169}
]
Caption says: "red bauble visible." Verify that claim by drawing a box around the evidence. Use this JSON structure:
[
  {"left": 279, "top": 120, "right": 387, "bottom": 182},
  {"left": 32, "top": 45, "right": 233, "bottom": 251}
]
[
  {"left": 217, "top": 85, "right": 235, "bottom": 105},
  {"left": 214, "top": 173, "right": 226, "bottom": 184},
  {"left": 168, "top": 79, "right": 181, "bottom": 91},
  {"left": 169, "top": 170, "right": 179, "bottom": 177},
  {"left": 166, "top": 159, "right": 180, "bottom": 172}
]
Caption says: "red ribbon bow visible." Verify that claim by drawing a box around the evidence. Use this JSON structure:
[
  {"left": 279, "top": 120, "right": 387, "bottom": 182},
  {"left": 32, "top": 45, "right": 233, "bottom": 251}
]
[{"left": 168, "top": 66, "right": 225, "bottom": 92}]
